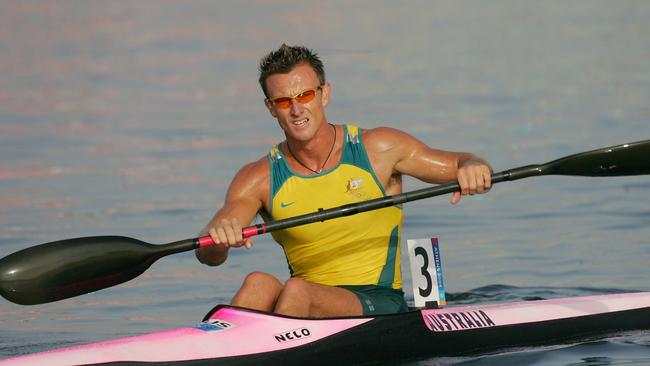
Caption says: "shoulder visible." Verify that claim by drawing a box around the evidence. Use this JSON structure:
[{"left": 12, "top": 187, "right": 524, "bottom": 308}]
[
  {"left": 362, "top": 126, "right": 411, "bottom": 140},
  {"left": 226, "top": 155, "right": 270, "bottom": 202},
  {"left": 361, "top": 126, "right": 419, "bottom": 153},
  {"left": 233, "top": 155, "right": 270, "bottom": 185}
]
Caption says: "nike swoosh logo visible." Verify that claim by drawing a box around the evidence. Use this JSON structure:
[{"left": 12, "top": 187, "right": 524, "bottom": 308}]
[{"left": 280, "top": 201, "right": 296, "bottom": 208}]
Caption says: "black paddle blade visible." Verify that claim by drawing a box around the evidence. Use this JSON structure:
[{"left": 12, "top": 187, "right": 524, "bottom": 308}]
[
  {"left": 546, "top": 139, "right": 650, "bottom": 177},
  {"left": 0, "top": 236, "right": 160, "bottom": 305},
  {"left": 499, "top": 140, "right": 650, "bottom": 182}
]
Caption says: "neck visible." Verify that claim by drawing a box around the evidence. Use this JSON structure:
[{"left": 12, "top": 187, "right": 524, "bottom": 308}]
[{"left": 285, "top": 123, "right": 337, "bottom": 174}]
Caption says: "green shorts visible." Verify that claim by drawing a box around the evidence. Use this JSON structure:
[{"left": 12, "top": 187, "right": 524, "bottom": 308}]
[{"left": 338, "top": 285, "right": 409, "bottom": 315}]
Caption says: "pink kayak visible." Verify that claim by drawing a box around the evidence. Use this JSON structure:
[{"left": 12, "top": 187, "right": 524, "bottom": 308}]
[{"left": 2, "top": 292, "right": 650, "bottom": 365}]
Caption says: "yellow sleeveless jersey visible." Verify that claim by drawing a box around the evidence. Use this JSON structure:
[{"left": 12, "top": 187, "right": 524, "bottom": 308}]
[{"left": 267, "top": 124, "right": 403, "bottom": 289}]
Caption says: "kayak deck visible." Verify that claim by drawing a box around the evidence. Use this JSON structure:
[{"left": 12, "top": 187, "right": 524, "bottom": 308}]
[{"left": 2, "top": 292, "right": 650, "bottom": 366}]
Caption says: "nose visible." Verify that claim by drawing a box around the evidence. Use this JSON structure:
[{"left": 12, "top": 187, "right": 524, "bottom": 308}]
[{"left": 289, "top": 99, "right": 303, "bottom": 116}]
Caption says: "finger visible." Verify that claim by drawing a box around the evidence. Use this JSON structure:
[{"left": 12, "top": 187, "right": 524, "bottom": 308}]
[
  {"left": 483, "top": 167, "right": 492, "bottom": 189},
  {"left": 450, "top": 191, "right": 461, "bottom": 205},
  {"left": 208, "top": 227, "right": 223, "bottom": 246},
  {"left": 474, "top": 168, "right": 486, "bottom": 193},
  {"left": 464, "top": 167, "right": 478, "bottom": 195},
  {"left": 457, "top": 170, "right": 469, "bottom": 196},
  {"left": 468, "top": 171, "right": 478, "bottom": 195},
  {"left": 218, "top": 226, "right": 232, "bottom": 247},
  {"left": 214, "top": 220, "right": 233, "bottom": 247},
  {"left": 244, "top": 237, "right": 254, "bottom": 250},
  {"left": 476, "top": 166, "right": 492, "bottom": 193},
  {"left": 209, "top": 226, "right": 230, "bottom": 248},
  {"left": 231, "top": 218, "right": 243, "bottom": 242},
  {"left": 220, "top": 218, "right": 238, "bottom": 246}
]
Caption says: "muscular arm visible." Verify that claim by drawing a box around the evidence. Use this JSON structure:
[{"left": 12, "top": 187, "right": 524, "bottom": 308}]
[
  {"left": 195, "top": 158, "right": 269, "bottom": 266},
  {"left": 364, "top": 127, "right": 492, "bottom": 202}
]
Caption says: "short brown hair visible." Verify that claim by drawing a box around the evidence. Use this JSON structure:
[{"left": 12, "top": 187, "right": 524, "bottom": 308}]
[{"left": 258, "top": 44, "right": 325, "bottom": 98}]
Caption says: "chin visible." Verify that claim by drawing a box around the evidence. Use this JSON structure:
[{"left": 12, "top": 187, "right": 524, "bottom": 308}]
[{"left": 285, "top": 122, "right": 317, "bottom": 140}]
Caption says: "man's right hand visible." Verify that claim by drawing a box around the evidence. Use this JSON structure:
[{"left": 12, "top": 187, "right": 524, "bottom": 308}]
[
  {"left": 207, "top": 218, "right": 254, "bottom": 249},
  {"left": 195, "top": 218, "right": 254, "bottom": 266}
]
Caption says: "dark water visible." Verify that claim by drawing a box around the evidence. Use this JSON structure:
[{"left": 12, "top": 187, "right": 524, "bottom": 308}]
[{"left": 1, "top": 1, "right": 650, "bottom": 364}]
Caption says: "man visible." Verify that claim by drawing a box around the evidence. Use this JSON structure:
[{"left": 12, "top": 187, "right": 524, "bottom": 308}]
[{"left": 196, "top": 44, "right": 492, "bottom": 318}]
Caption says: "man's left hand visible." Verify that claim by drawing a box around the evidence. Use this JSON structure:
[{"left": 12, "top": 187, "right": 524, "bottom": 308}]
[{"left": 451, "top": 157, "right": 492, "bottom": 205}]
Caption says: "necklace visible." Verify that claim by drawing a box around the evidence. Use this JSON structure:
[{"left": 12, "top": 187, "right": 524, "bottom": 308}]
[{"left": 286, "top": 123, "right": 337, "bottom": 174}]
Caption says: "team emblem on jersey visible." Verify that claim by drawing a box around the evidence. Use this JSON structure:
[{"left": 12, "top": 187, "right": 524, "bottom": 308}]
[
  {"left": 346, "top": 178, "right": 364, "bottom": 191},
  {"left": 346, "top": 178, "right": 368, "bottom": 200}
]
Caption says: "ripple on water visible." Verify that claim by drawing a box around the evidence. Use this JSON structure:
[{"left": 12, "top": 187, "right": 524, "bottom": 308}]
[{"left": 445, "top": 285, "right": 639, "bottom": 306}]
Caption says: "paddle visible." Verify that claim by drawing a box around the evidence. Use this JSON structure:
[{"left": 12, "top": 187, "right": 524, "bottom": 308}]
[{"left": 1, "top": 140, "right": 649, "bottom": 306}]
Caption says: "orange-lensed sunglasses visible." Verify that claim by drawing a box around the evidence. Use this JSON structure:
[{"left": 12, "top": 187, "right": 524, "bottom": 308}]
[{"left": 266, "top": 86, "right": 323, "bottom": 109}]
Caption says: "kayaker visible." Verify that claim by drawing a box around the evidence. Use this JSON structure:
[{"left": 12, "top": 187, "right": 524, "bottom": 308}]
[{"left": 196, "top": 44, "right": 492, "bottom": 318}]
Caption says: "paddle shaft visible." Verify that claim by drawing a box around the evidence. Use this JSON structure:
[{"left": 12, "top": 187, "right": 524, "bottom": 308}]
[
  {"left": 235, "top": 169, "right": 517, "bottom": 240},
  {"left": 218, "top": 137, "right": 650, "bottom": 242}
]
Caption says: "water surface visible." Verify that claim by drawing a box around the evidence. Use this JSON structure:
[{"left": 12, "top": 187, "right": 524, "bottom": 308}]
[{"left": 1, "top": 1, "right": 649, "bottom": 364}]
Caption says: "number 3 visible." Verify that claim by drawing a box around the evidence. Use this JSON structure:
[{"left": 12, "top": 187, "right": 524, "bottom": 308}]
[{"left": 414, "top": 246, "right": 433, "bottom": 297}]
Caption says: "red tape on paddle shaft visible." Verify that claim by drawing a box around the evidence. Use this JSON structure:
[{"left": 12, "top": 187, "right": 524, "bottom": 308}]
[{"left": 196, "top": 225, "right": 267, "bottom": 247}]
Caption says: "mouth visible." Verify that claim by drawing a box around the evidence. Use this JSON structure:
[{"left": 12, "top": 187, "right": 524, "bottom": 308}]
[{"left": 292, "top": 118, "right": 309, "bottom": 127}]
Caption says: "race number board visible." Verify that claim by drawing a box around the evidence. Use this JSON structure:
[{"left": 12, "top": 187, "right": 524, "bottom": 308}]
[{"left": 407, "top": 237, "right": 446, "bottom": 308}]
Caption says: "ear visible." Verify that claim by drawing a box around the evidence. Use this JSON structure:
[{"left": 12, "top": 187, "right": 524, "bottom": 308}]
[
  {"left": 321, "top": 83, "right": 331, "bottom": 108},
  {"left": 265, "top": 99, "right": 278, "bottom": 118}
]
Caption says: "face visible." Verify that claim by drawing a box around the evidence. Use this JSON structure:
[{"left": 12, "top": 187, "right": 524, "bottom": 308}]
[{"left": 264, "top": 63, "right": 330, "bottom": 142}]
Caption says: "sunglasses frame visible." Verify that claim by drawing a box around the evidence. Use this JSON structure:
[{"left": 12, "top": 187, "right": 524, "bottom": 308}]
[{"left": 266, "top": 85, "right": 323, "bottom": 109}]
